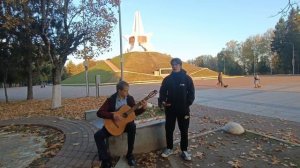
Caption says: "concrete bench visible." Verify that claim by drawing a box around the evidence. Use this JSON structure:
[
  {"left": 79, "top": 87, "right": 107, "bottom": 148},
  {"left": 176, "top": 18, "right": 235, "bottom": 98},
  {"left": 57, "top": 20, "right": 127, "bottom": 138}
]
[{"left": 85, "top": 110, "right": 166, "bottom": 156}]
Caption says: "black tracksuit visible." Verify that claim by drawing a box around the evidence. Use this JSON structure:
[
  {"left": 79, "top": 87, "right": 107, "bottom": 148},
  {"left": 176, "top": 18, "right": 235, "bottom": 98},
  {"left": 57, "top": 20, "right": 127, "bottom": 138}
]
[{"left": 159, "top": 70, "right": 195, "bottom": 151}]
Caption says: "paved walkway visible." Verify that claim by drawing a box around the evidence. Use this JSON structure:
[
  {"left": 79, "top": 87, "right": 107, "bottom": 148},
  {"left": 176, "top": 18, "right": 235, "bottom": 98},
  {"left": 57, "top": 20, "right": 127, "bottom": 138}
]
[
  {"left": 3, "top": 76, "right": 299, "bottom": 122},
  {"left": 1, "top": 105, "right": 299, "bottom": 168},
  {"left": 0, "top": 117, "right": 98, "bottom": 168},
  {"left": 195, "top": 83, "right": 300, "bottom": 122},
  {"left": 1, "top": 76, "right": 300, "bottom": 167}
]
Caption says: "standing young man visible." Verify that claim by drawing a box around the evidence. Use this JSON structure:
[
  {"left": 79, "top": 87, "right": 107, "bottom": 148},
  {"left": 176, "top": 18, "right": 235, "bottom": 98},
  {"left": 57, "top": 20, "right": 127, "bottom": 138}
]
[
  {"left": 94, "top": 81, "right": 147, "bottom": 168},
  {"left": 158, "top": 58, "right": 195, "bottom": 161}
]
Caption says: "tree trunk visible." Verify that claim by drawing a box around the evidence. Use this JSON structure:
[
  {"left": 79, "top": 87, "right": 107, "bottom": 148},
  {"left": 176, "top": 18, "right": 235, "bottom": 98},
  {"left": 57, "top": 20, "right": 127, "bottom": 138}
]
[
  {"left": 26, "top": 51, "right": 33, "bottom": 100},
  {"left": 51, "top": 64, "right": 62, "bottom": 109},
  {"left": 26, "top": 65, "right": 33, "bottom": 100},
  {"left": 3, "top": 68, "right": 9, "bottom": 103}
]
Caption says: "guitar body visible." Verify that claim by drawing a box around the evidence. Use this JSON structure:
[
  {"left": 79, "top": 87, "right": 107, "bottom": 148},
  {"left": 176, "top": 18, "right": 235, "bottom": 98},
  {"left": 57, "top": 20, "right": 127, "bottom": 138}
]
[{"left": 104, "top": 105, "right": 136, "bottom": 136}]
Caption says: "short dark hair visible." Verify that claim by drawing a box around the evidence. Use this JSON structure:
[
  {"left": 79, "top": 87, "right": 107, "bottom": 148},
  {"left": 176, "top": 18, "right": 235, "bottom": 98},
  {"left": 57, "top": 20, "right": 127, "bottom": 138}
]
[
  {"left": 116, "top": 80, "right": 129, "bottom": 91},
  {"left": 170, "top": 58, "right": 182, "bottom": 66}
]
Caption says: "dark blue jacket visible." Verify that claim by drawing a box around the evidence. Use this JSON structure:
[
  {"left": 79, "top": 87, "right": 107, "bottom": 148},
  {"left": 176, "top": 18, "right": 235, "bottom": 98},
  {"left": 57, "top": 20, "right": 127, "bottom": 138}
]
[{"left": 159, "top": 70, "right": 195, "bottom": 114}]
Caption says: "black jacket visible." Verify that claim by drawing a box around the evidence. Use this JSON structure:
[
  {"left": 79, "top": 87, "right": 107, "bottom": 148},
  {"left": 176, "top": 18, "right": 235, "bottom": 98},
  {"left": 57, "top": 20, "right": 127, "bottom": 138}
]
[{"left": 158, "top": 69, "right": 195, "bottom": 114}]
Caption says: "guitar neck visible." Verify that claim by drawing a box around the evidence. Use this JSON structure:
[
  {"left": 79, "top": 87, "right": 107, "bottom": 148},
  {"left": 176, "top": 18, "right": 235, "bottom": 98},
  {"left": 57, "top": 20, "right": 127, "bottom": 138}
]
[
  {"left": 129, "top": 97, "right": 148, "bottom": 112},
  {"left": 127, "top": 95, "right": 153, "bottom": 115},
  {"left": 125, "top": 90, "right": 157, "bottom": 116}
]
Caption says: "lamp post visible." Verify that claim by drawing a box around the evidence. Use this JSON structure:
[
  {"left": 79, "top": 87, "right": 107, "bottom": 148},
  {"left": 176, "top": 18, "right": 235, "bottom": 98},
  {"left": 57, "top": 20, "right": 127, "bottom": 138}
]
[
  {"left": 252, "top": 43, "right": 259, "bottom": 76},
  {"left": 118, "top": 1, "right": 124, "bottom": 81},
  {"left": 270, "top": 55, "right": 273, "bottom": 75},
  {"left": 292, "top": 43, "right": 295, "bottom": 75},
  {"left": 285, "top": 32, "right": 300, "bottom": 75},
  {"left": 285, "top": 42, "right": 295, "bottom": 75},
  {"left": 83, "top": 56, "right": 89, "bottom": 96},
  {"left": 223, "top": 55, "right": 226, "bottom": 75},
  {"left": 253, "top": 52, "right": 256, "bottom": 75}
]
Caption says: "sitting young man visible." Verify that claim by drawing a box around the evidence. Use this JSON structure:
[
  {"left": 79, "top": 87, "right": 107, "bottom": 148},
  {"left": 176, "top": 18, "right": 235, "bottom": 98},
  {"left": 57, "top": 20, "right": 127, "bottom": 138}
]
[{"left": 94, "top": 80, "right": 147, "bottom": 168}]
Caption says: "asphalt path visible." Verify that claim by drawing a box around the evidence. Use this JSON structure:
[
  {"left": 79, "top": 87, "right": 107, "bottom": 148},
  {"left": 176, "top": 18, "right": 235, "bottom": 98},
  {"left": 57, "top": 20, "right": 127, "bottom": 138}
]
[{"left": 1, "top": 76, "right": 300, "bottom": 122}]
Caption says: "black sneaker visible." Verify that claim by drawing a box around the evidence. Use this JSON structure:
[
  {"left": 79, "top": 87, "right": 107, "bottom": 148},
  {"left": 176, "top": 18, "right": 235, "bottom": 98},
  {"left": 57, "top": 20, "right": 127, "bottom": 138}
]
[
  {"left": 180, "top": 151, "right": 192, "bottom": 161},
  {"left": 100, "top": 160, "right": 112, "bottom": 168},
  {"left": 126, "top": 154, "right": 136, "bottom": 166}
]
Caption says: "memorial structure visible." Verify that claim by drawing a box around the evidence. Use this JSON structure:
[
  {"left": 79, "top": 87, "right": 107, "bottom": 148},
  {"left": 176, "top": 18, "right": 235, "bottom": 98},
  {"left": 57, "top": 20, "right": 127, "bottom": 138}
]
[{"left": 124, "top": 11, "right": 153, "bottom": 52}]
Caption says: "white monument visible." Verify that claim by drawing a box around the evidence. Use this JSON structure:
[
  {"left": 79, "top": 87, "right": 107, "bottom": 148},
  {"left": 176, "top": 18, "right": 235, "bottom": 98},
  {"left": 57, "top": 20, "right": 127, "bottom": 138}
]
[{"left": 124, "top": 11, "right": 153, "bottom": 52}]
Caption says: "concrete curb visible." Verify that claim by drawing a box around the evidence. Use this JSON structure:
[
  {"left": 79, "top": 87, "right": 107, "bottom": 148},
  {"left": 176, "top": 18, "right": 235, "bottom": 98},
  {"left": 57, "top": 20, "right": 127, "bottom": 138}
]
[{"left": 246, "top": 129, "right": 300, "bottom": 147}]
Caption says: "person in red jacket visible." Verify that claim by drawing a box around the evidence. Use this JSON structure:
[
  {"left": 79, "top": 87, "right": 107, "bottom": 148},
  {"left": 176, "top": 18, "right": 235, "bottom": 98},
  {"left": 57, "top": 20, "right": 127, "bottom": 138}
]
[{"left": 94, "top": 80, "right": 147, "bottom": 168}]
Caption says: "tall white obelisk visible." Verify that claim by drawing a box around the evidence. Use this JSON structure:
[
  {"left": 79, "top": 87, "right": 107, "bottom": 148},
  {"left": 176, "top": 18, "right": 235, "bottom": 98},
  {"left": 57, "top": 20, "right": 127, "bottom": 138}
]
[{"left": 124, "top": 11, "right": 153, "bottom": 52}]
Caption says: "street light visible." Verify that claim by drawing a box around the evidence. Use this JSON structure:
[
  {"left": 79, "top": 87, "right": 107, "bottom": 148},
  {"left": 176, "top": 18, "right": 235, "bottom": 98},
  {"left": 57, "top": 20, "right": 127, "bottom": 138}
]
[
  {"left": 285, "top": 42, "right": 295, "bottom": 75},
  {"left": 223, "top": 55, "right": 226, "bottom": 75},
  {"left": 252, "top": 41, "right": 262, "bottom": 76},
  {"left": 292, "top": 43, "right": 295, "bottom": 75},
  {"left": 118, "top": 1, "right": 124, "bottom": 81},
  {"left": 83, "top": 56, "right": 89, "bottom": 96},
  {"left": 285, "top": 33, "right": 300, "bottom": 75},
  {"left": 80, "top": 47, "right": 93, "bottom": 97},
  {"left": 254, "top": 52, "right": 256, "bottom": 75},
  {"left": 270, "top": 54, "right": 273, "bottom": 75}
]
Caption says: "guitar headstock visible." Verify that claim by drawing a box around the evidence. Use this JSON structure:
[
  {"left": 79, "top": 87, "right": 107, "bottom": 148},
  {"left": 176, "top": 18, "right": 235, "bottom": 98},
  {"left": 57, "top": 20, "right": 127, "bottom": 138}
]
[{"left": 144, "top": 90, "right": 158, "bottom": 100}]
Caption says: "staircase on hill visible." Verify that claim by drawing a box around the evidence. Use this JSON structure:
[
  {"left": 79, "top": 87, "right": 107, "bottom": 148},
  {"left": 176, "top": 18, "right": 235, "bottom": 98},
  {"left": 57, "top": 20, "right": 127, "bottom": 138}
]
[
  {"left": 104, "top": 60, "right": 120, "bottom": 72},
  {"left": 62, "top": 52, "right": 218, "bottom": 84}
]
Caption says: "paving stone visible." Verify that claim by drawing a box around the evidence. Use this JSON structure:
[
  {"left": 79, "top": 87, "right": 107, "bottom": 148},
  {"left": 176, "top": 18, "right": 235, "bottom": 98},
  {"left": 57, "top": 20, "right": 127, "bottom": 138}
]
[{"left": 0, "top": 116, "right": 98, "bottom": 168}]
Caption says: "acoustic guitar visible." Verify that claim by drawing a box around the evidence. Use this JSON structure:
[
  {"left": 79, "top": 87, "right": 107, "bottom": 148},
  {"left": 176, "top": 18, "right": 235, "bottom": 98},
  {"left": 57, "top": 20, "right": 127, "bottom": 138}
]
[{"left": 104, "top": 90, "right": 158, "bottom": 136}]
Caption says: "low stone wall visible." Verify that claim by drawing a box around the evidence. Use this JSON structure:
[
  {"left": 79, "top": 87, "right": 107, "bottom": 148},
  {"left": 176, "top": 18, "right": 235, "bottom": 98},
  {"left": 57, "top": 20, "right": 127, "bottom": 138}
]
[{"left": 85, "top": 110, "right": 166, "bottom": 156}]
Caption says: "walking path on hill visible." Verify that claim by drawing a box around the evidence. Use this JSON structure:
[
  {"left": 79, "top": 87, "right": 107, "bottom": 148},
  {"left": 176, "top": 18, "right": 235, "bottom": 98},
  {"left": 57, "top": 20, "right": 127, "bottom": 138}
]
[
  {"left": 104, "top": 60, "right": 120, "bottom": 72},
  {"left": 104, "top": 59, "right": 160, "bottom": 77}
]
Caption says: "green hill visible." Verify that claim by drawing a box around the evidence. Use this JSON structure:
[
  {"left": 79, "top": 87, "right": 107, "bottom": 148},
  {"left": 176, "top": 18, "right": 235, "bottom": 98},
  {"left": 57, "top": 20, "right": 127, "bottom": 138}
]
[
  {"left": 110, "top": 52, "right": 203, "bottom": 74},
  {"left": 62, "top": 52, "right": 218, "bottom": 84},
  {"left": 62, "top": 60, "right": 118, "bottom": 84}
]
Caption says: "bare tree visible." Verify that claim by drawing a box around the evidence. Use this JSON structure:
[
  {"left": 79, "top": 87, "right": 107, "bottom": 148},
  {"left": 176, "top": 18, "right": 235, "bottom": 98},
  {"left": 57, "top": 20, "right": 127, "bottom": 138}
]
[
  {"left": 38, "top": 0, "right": 118, "bottom": 108},
  {"left": 273, "top": 0, "right": 299, "bottom": 16}
]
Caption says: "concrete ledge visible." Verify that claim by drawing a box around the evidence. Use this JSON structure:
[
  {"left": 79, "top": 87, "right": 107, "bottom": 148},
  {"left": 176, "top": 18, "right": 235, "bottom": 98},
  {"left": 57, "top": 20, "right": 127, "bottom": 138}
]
[
  {"left": 108, "top": 118, "right": 166, "bottom": 156},
  {"left": 85, "top": 110, "right": 105, "bottom": 128},
  {"left": 85, "top": 110, "right": 166, "bottom": 156},
  {"left": 85, "top": 109, "right": 98, "bottom": 121}
]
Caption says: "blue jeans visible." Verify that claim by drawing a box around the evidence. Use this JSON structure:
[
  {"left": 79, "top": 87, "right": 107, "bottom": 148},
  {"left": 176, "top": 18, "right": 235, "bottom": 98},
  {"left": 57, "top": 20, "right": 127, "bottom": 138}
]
[{"left": 94, "top": 122, "right": 136, "bottom": 161}]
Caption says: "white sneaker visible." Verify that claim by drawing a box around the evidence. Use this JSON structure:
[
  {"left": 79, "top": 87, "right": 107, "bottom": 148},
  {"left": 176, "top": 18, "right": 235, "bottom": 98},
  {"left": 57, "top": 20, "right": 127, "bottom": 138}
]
[
  {"left": 161, "top": 148, "right": 173, "bottom": 158},
  {"left": 181, "top": 151, "right": 192, "bottom": 161}
]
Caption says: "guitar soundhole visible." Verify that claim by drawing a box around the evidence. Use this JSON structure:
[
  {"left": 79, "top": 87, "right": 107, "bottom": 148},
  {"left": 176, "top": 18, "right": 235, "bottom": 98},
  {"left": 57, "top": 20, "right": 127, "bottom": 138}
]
[{"left": 122, "top": 113, "right": 128, "bottom": 118}]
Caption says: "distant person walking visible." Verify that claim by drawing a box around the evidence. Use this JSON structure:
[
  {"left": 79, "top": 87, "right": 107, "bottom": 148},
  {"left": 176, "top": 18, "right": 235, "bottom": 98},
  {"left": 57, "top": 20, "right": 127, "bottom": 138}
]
[
  {"left": 217, "top": 72, "right": 224, "bottom": 87},
  {"left": 158, "top": 58, "right": 195, "bottom": 161},
  {"left": 217, "top": 72, "right": 228, "bottom": 88},
  {"left": 254, "top": 73, "right": 261, "bottom": 88}
]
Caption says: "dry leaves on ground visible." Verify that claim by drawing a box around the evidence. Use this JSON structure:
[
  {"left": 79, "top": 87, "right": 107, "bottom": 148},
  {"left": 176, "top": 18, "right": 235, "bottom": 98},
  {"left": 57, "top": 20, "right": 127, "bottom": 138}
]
[
  {"left": 227, "top": 159, "right": 242, "bottom": 168},
  {"left": 0, "top": 97, "right": 106, "bottom": 120}
]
